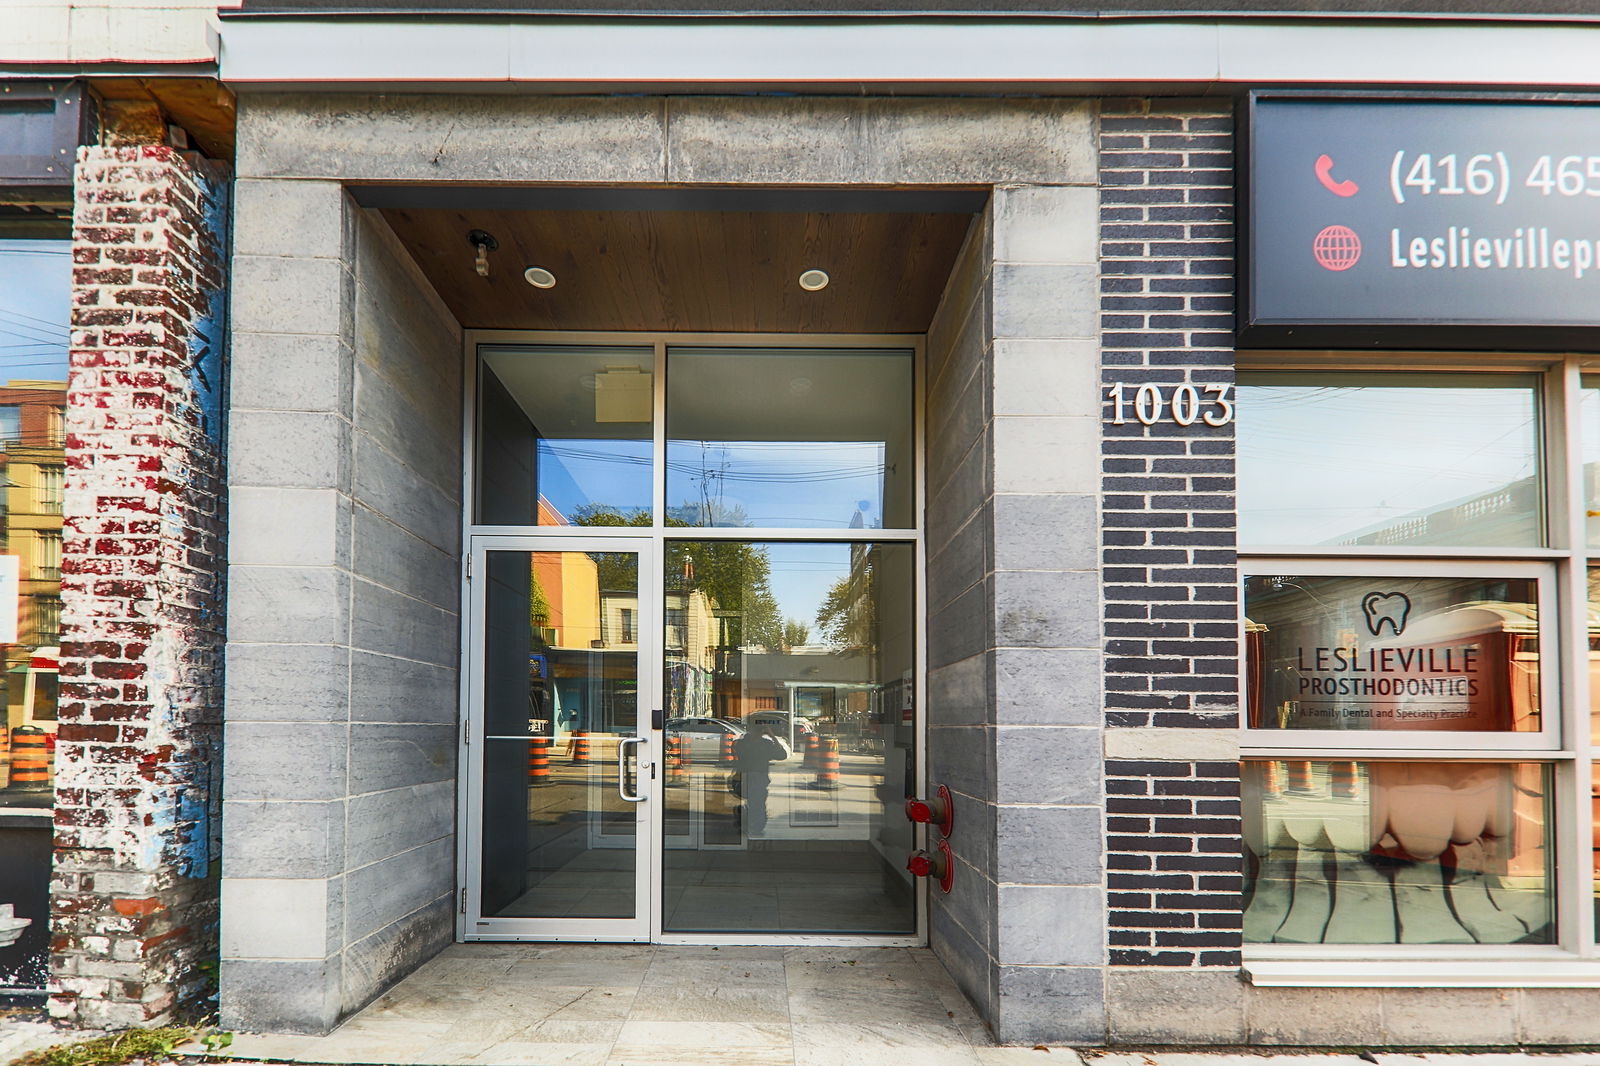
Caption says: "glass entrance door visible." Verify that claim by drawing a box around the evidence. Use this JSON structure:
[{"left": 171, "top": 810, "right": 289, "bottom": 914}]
[{"left": 464, "top": 537, "right": 655, "bottom": 940}]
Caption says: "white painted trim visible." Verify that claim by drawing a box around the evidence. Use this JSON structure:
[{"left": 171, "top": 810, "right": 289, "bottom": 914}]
[
  {"left": 1245, "top": 955, "right": 1600, "bottom": 987},
  {"left": 221, "top": 17, "right": 1600, "bottom": 91},
  {"left": 1104, "top": 726, "right": 1239, "bottom": 762}
]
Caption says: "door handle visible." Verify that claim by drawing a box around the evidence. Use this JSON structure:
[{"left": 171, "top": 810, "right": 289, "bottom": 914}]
[{"left": 618, "top": 737, "right": 646, "bottom": 803}]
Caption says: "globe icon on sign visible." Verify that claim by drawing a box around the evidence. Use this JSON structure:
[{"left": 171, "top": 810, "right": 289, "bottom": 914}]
[{"left": 1312, "top": 225, "right": 1362, "bottom": 272}]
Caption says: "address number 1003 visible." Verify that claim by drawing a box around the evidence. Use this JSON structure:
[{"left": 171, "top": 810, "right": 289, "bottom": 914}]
[{"left": 1107, "top": 382, "right": 1234, "bottom": 427}]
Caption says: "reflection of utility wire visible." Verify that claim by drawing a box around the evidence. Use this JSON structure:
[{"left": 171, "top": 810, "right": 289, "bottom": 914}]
[{"left": 544, "top": 443, "right": 886, "bottom": 484}]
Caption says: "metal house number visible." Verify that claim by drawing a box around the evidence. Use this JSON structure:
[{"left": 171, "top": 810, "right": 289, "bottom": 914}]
[{"left": 1106, "top": 382, "right": 1234, "bottom": 427}]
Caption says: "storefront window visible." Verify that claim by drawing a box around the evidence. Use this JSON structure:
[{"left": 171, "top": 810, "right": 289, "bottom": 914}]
[
  {"left": 0, "top": 227, "right": 70, "bottom": 995},
  {"left": 1244, "top": 574, "right": 1544, "bottom": 735},
  {"left": 1242, "top": 760, "right": 1553, "bottom": 945},
  {"left": 1238, "top": 373, "right": 1542, "bottom": 548},
  {"left": 1240, "top": 370, "right": 1566, "bottom": 955}
]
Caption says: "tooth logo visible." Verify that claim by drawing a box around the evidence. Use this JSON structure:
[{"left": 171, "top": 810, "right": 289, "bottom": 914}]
[{"left": 1361, "top": 591, "right": 1412, "bottom": 637}]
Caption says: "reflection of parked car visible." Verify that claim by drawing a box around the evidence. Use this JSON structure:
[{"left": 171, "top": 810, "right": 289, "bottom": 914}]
[
  {"left": 666, "top": 717, "right": 744, "bottom": 762},
  {"left": 748, "top": 711, "right": 815, "bottom": 737}
]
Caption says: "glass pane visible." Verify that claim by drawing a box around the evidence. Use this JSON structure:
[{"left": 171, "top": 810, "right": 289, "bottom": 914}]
[
  {"left": 1245, "top": 574, "right": 1541, "bottom": 733},
  {"left": 477, "top": 346, "right": 653, "bottom": 527},
  {"left": 1238, "top": 372, "right": 1542, "bottom": 548},
  {"left": 0, "top": 231, "right": 69, "bottom": 994},
  {"left": 663, "top": 540, "right": 916, "bottom": 934},
  {"left": 0, "top": 237, "right": 67, "bottom": 811},
  {"left": 666, "top": 347, "right": 914, "bottom": 529},
  {"left": 1242, "top": 760, "right": 1554, "bottom": 945},
  {"left": 480, "top": 550, "right": 639, "bottom": 919},
  {"left": 1580, "top": 382, "right": 1600, "bottom": 549}
]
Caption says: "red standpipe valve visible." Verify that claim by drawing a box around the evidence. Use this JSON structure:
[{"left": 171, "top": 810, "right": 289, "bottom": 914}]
[
  {"left": 907, "top": 838, "right": 954, "bottom": 893},
  {"left": 904, "top": 783, "right": 954, "bottom": 837}
]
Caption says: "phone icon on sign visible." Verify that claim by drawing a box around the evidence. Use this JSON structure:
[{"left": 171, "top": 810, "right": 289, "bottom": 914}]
[{"left": 1315, "top": 154, "right": 1359, "bottom": 198}]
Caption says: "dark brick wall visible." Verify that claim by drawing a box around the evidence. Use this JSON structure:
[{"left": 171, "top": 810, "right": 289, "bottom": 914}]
[{"left": 1098, "top": 98, "right": 1242, "bottom": 968}]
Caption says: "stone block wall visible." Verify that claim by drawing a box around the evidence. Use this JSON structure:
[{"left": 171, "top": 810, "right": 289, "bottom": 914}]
[
  {"left": 52, "top": 144, "right": 230, "bottom": 1029},
  {"left": 925, "top": 174, "right": 1106, "bottom": 1044},
  {"left": 221, "top": 179, "right": 462, "bottom": 1034}
]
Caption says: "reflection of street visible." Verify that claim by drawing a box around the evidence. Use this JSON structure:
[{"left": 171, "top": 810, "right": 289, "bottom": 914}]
[
  {"left": 1243, "top": 761, "right": 1551, "bottom": 945},
  {"left": 489, "top": 736, "right": 913, "bottom": 934},
  {"left": 495, "top": 745, "right": 637, "bottom": 920},
  {"left": 661, "top": 747, "right": 911, "bottom": 934}
]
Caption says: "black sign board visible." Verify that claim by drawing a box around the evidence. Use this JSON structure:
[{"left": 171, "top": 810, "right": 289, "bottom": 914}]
[{"left": 1241, "top": 92, "right": 1600, "bottom": 351}]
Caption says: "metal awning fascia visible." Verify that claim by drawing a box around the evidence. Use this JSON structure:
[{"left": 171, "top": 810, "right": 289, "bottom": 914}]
[{"left": 220, "top": 16, "right": 1600, "bottom": 91}]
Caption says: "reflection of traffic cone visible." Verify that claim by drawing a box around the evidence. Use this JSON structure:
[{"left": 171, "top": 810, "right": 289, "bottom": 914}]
[
  {"left": 572, "top": 731, "right": 591, "bottom": 763},
  {"left": 1263, "top": 760, "right": 1285, "bottom": 797},
  {"left": 803, "top": 734, "right": 822, "bottom": 770},
  {"left": 719, "top": 733, "right": 736, "bottom": 766},
  {"left": 0, "top": 725, "right": 9, "bottom": 788},
  {"left": 666, "top": 735, "right": 686, "bottom": 782},
  {"left": 1330, "top": 760, "right": 1359, "bottom": 799},
  {"left": 1287, "top": 760, "right": 1315, "bottom": 793},
  {"left": 9, "top": 726, "right": 49, "bottom": 790},
  {"left": 528, "top": 737, "right": 551, "bottom": 785},
  {"left": 811, "top": 739, "right": 840, "bottom": 791}
]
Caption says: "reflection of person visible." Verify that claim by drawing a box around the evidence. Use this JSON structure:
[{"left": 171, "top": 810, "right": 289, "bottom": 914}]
[{"left": 733, "top": 721, "right": 787, "bottom": 837}]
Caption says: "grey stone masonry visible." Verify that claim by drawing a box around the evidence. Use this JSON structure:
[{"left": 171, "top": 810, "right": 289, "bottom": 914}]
[
  {"left": 221, "top": 181, "right": 462, "bottom": 1034},
  {"left": 926, "top": 180, "right": 1106, "bottom": 1043},
  {"left": 1098, "top": 98, "right": 1242, "bottom": 969}
]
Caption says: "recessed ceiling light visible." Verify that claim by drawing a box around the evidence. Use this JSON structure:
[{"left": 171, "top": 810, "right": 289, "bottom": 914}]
[
  {"left": 798, "top": 269, "right": 829, "bottom": 292},
  {"left": 524, "top": 266, "right": 557, "bottom": 289}
]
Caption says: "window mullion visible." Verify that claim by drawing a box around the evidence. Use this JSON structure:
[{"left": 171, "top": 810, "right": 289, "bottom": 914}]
[{"left": 1556, "top": 358, "right": 1595, "bottom": 956}]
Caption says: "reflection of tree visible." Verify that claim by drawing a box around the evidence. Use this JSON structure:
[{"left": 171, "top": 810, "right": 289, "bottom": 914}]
[
  {"left": 781, "top": 619, "right": 811, "bottom": 650},
  {"left": 816, "top": 546, "right": 876, "bottom": 652},
  {"left": 572, "top": 502, "right": 784, "bottom": 651},
  {"left": 529, "top": 569, "right": 552, "bottom": 629}
]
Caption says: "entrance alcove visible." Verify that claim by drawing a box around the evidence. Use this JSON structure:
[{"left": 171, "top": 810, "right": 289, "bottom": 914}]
[
  {"left": 223, "top": 180, "right": 1002, "bottom": 1030},
  {"left": 224, "top": 90, "right": 1103, "bottom": 1043}
]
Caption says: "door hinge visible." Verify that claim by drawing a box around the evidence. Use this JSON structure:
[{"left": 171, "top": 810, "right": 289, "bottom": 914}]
[
  {"left": 463, "top": 719, "right": 470, "bottom": 745},
  {"left": 460, "top": 888, "right": 468, "bottom": 913},
  {"left": 465, "top": 556, "right": 473, "bottom": 580}
]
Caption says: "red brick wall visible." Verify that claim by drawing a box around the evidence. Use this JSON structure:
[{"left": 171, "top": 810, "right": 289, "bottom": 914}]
[{"left": 51, "top": 145, "right": 229, "bottom": 1029}]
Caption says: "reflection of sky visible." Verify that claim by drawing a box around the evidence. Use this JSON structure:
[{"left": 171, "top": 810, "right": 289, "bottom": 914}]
[
  {"left": 766, "top": 542, "right": 851, "bottom": 630},
  {"left": 0, "top": 239, "right": 71, "bottom": 382},
  {"left": 1238, "top": 381, "right": 1539, "bottom": 546},
  {"left": 535, "top": 437, "right": 888, "bottom": 529},
  {"left": 537, "top": 439, "right": 652, "bottom": 521},
  {"left": 667, "top": 440, "right": 885, "bottom": 528}
]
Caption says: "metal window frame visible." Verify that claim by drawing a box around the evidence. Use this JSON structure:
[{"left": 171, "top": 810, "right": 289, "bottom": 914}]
[{"left": 455, "top": 329, "right": 928, "bottom": 949}]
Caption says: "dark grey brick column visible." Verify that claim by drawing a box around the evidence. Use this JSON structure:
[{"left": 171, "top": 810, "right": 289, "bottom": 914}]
[{"left": 1096, "top": 98, "right": 1248, "bottom": 1043}]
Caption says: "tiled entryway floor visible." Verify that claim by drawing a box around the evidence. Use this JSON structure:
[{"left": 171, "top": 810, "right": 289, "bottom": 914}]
[{"left": 220, "top": 944, "right": 1057, "bottom": 1066}]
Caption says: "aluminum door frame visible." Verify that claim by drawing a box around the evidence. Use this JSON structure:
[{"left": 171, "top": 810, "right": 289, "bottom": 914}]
[{"left": 459, "top": 534, "right": 660, "bottom": 942}]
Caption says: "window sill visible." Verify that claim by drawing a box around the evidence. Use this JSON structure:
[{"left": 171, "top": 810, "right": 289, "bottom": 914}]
[{"left": 1245, "top": 954, "right": 1600, "bottom": 988}]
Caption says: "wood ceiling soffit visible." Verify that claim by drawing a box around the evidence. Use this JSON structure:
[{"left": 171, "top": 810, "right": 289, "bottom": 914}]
[{"left": 380, "top": 208, "right": 974, "bottom": 333}]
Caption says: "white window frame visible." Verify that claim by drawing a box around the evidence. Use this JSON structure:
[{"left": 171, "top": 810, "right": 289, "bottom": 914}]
[{"left": 1238, "top": 356, "right": 1599, "bottom": 984}]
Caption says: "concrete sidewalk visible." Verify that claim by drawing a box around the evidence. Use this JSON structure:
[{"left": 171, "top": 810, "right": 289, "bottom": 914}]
[{"left": 8, "top": 944, "right": 1600, "bottom": 1066}]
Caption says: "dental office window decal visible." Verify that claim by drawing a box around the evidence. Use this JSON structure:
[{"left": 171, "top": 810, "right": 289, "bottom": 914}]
[{"left": 1245, "top": 576, "right": 1540, "bottom": 734}]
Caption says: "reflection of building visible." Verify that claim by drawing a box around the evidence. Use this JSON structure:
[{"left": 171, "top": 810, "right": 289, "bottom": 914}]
[
  {"left": 0, "top": 380, "right": 64, "bottom": 745},
  {"left": 1336, "top": 474, "right": 1541, "bottom": 547}
]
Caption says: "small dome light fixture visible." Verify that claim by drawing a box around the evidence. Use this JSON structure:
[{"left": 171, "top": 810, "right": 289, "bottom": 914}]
[
  {"left": 798, "top": 268, "right": 830, "bottom": 292},
  {"left": 524, "top": 266, "right": 557, "bottom": 289}
]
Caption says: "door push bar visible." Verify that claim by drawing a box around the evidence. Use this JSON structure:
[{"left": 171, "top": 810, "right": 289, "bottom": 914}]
[{"left": 618, "top": 737, "right": 647, "bottom": 802}]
